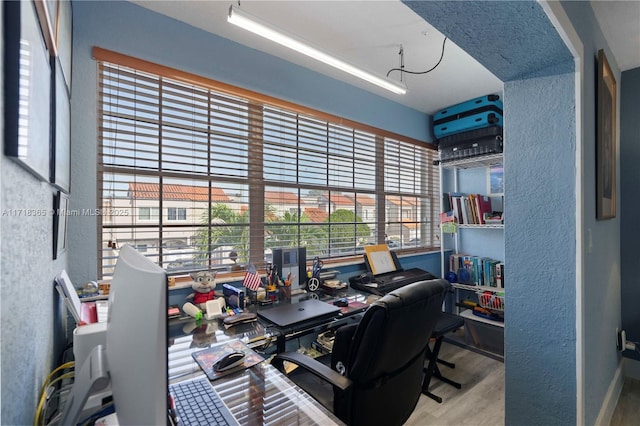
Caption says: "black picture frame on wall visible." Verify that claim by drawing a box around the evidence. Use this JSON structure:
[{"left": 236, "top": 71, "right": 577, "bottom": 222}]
[
  {"left": 51, "top": 55, "right": 71, "bottom": 193},
  {"left": 596, "top": 49, "right": 617, "bottom": 220},
  {"left": 53, "top": 191, "right": 69, "bottom": 260},
  {"left": 3, "top": 0, "right": 53, "bottom": 182}
]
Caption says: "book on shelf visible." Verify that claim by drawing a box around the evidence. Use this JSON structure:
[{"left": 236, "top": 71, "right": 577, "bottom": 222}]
[
  {"left": 446, "top": 192, "right": 499, "bottom": 225},
  {"left": 461, "top": 196, "right": 470, "bottom": 224},
  {"left": 448, "top": 254, "right": 504, "bottom": 288},
  {"left": 496, "top": 262, "right": 504, "bottom": 288},
  {"left": 474, "top": 194, "right": 492, "bottom": 224},
  {"left": 442, "top": 193, "right": 452, "bottom": 213}
]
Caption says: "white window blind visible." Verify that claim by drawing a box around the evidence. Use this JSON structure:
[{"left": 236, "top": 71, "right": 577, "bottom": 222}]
[{"left": 96, "top": 49, "right": 438, "bottom": 278}]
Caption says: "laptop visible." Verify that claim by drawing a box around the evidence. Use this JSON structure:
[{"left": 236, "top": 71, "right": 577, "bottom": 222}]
[{"left": 257, "top": 299, "right": 341, "bottom": 328}]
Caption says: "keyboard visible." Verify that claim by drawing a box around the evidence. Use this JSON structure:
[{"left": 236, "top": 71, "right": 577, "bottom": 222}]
[
  {"left": 374, "top": 268, "right": 437, "bottom": 293},
  {"left": 170, "top": 376, "right": 238, "bottom": 426}
]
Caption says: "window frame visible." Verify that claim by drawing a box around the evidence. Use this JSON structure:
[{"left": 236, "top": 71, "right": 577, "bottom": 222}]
[{"left": 94, "top": 47, "right": 439, "bottom": 278}]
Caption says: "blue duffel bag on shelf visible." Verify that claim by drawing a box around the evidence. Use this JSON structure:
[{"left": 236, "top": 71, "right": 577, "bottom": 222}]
[{"left": 433, "top": 94, "right": 503, "bottom": 139}]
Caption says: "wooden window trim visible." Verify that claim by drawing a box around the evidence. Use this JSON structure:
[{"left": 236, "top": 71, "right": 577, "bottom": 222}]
[{"left": 92, "top": 47, "right": 434, "bottom": 151}]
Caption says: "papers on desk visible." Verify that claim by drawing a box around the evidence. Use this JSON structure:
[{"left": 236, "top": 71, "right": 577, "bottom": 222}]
[{"left": 56, "top": 270, "right": 108, "bottom": 325}]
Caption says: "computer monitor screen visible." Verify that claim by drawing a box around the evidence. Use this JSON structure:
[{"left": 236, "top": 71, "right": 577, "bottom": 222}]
[
  {"left": 61, "top": 244, "right": 168, "bottom": 425},
  {"left": 107, "top": 244, "right": 168, "bottom": 424}
]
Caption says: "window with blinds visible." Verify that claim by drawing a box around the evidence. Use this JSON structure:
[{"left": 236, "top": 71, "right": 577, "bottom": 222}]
[{"left": 96, "top": 50, "right": 438, "bottom": 278}]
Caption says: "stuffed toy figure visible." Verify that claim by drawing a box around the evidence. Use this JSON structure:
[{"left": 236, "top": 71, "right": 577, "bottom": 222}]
[{"left": 182, "top": 271, "right": 218, "bottom": 319}]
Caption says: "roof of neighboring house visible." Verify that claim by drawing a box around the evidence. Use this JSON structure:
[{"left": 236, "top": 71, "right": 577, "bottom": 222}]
[
  {"left": 329, "top": 193, "right": 356, "bottom": 207},
  {"left": 401, "top": 222, "right": 419, "bottom": 230},
  {"left": 265, "top": 191, "right": 301, "bottom": 205},
  {"left": 344, "top": 194, "right": 375, "bottom": 206},
  {"left": 386, "top": 195, "right": 417, "bottom": 207},
  {"left": 128, "top": 183, "right": 231, "bottom": 202},
  {"left": 304, "top": 207, "right": 329, "bottom": 223}
]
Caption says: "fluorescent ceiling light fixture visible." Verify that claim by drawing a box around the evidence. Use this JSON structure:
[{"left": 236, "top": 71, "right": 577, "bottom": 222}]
[{"left": 227, "top": 6, "right": 407, "bottom": 95}]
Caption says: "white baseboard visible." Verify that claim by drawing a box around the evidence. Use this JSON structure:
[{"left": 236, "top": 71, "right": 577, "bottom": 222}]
[{"left": 595, "top": 361, "right": 624, "bottom": 426}]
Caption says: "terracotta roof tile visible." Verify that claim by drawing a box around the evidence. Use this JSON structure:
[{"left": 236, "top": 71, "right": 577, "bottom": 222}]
[
  {"left": 265, "top": 191, "right": 301, "bottom": 205},
  {"left": 344, "top": 194, "right": 375, "bottom": 206},
  {"left": 128, "top": 183, "right": 231, "bottom": 202},
  {"left": 304, "top": 207, "right": 329, "bottom": 223}
]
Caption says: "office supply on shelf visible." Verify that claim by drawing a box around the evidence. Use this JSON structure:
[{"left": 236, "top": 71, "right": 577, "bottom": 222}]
[
  {"left": 170, "top": 376, "right": 239, "bottom": 426},
  {"left": 257, "top": 299, "right": 340, "bottom": 328}
]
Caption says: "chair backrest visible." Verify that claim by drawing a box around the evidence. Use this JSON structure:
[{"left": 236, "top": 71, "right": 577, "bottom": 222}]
[{"left": 334, "top": 279, "right": 449, "bottom": 425}]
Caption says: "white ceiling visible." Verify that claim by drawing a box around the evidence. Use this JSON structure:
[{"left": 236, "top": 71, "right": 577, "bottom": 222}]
[
  {"left": 132, "top": 0, "right": 503, "bottom": 115},
  {"left": 590, "top": 0, "right": 640, "bottom": 72},
  {"left": 132, "top": 1, "right": 639, "bottom": 114}
]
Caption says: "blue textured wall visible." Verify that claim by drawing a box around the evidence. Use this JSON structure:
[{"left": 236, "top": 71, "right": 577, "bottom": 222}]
[
  {"left": 560, "top": 2, "right": 623, "bottom": 423},
  {"left": 403, "top": 1, "right": 574, "bottom": 80},
  {"left": 504, "top": 73, "right": 576, "bottom": 424},
  {"left": 0, "top": 4, "right": 69, "bottom": 426},
  {"left": 620, "top": 67, "right": 640, "bottom": 361},
  {"left": 403, "top": 1, "right": 577, "bottom": 424}
]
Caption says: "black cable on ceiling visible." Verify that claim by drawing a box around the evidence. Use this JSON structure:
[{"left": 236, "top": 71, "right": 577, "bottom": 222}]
[{"left": 386, "top": 37, "right": 447, "bottom": 78}]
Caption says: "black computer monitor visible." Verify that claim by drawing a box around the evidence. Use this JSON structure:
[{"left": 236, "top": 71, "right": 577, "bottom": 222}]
[{"left": 61, "top": 244, "right": 168, "bottom": 424}]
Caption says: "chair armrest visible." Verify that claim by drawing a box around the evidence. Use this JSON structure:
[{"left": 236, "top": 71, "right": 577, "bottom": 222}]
[
  {"left": 331, "top": 323, "right": 357, "bottom": 371},
  {"left": 271, "top": 352, "right": 353, "bottom": 392}
]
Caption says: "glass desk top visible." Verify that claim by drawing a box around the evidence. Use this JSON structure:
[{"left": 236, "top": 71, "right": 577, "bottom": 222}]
[
  {"left": 169, "top": 289, "right": 377, "bottom": 356},
  {"left": 169, "top": 330, "right": 346, "bottom": 425},
  {"left": 168, "top": 289, "right": 379, "bottom": 425}
]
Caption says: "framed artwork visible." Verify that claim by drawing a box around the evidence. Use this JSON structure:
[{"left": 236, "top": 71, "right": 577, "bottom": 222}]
[
  {"left": 53, "top": 191, "right": 69, "bottom": 259},
  {"left": 3, "top": 1, "right": 53, "bottom": 182},
  {"left": 51, "top": 56, "right": 71, "bottom": 192},
  {"left": 55, "top": 0, "right": 73, "bottom": 93},
  {"left": 596, "top": 49, "right": 617, "bottom": 220}
]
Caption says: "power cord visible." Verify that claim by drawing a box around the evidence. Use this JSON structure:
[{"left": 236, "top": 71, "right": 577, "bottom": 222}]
[
  {"left": 624, "top": 339, "right": 640, "bottom": 355},
  {"left": 34, "top": 361, "right": 75, "bottom": 426},
  {"left": 386, "top": 37, "right": 447, "bottom": 78}
]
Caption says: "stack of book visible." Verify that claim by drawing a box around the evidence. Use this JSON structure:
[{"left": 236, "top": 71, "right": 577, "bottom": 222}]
[
  {"left": 449, "top": 253, "right": 505, "bottom": 288},
  {"left": 442, "top": 192, "right": 502, "bottom": 225}
]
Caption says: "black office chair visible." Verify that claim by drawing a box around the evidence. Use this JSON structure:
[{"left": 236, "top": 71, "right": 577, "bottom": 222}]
[{"left": 271, "top": 279, "right": 450, "bottom": 426}]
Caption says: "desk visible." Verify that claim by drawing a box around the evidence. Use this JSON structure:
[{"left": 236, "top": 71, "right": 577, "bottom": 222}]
[
  {"left": 167, "top": 289, "right": 373, "bottom": 425},
  {"left": 169, "top": 289, "right": 372, "bottom": 357},
  {"left": 169, "top": 333, "right": 345, "bottom": 425}
]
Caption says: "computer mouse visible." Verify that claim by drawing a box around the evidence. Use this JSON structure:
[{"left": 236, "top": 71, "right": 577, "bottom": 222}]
[
  {"left": 213, "top": 351, "right": 246, "bottom": 372},
  {"left": 333, "top": 298, "right": 349, "bottom": 307}
]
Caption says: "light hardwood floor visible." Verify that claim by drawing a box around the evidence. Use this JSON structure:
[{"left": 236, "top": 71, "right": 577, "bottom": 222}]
[
  {"left": 406, "top": 341, "right": 505, "bottom": 426},
  {"left": 610, "top": 377, "right": 640, "bottom": 426},
  {"left": 406, "top": 341, "right": 640, "bottom": 426}
]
